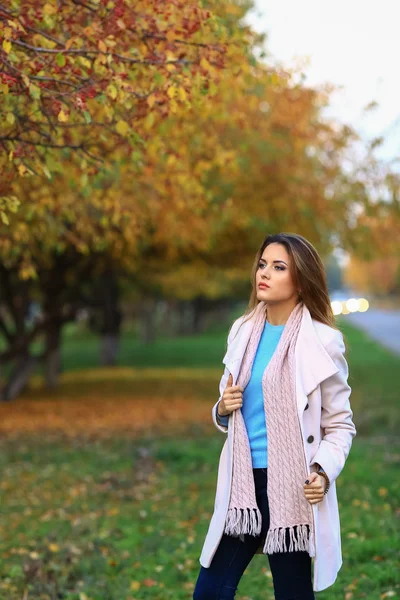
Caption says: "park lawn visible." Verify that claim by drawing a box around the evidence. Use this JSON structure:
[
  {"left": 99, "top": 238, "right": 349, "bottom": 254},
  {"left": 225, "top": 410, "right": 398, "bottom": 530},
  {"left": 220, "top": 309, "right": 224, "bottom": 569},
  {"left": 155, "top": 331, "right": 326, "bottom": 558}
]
[{"left": 0, "top": 319, "right": 399, "bottom": 600}]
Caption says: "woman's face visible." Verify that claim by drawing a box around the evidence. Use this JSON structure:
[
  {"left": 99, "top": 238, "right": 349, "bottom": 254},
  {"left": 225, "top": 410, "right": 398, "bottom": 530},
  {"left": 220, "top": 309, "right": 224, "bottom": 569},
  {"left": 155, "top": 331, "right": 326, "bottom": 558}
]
[{"left": 255, "top": 243, "right": 299, "bottom": 304}]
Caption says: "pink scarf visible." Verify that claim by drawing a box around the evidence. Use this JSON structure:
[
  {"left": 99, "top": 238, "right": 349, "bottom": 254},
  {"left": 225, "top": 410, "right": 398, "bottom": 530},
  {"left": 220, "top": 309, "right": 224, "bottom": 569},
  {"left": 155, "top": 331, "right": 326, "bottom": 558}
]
[{"left": 224, "top": 301, "right": 316, "bottom": 556}]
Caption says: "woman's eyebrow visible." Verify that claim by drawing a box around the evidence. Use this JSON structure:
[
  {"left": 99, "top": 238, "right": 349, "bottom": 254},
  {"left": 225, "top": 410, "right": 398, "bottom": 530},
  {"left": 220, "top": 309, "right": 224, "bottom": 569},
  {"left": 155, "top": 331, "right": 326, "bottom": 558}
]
[{"left": 260, "top": 259, "right": 288, "bottom": 266}]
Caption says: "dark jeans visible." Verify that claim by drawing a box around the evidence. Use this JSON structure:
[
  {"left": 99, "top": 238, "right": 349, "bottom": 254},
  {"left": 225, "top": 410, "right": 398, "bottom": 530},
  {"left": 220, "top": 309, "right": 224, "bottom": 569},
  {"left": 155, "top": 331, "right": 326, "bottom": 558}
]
[{"left": 193, "top": 467, "right": 315, "bottom": 600}]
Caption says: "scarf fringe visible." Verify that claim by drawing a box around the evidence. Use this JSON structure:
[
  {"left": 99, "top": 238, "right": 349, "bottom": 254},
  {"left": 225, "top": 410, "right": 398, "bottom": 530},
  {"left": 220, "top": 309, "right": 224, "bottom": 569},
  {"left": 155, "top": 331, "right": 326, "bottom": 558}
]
[
  {"left": 263, "top": 524, "right": 316, "bottom": 557},
  {"left": 224, "top": 507, "right": 262, "bottom": 537}
]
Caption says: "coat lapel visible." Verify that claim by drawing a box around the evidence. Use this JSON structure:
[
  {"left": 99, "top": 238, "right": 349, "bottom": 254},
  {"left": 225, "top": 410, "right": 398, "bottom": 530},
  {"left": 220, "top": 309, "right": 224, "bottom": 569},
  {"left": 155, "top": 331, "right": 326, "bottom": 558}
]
[{"left": 223, "top": 301, "right": 339, "bottom": 398}]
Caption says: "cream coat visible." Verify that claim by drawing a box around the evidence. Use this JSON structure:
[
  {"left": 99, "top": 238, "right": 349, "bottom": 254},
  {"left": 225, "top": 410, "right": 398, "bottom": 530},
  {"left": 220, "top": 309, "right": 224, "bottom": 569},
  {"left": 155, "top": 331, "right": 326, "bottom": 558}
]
[{"left": 198, "top": 301, "right": 357, "bottom": 592}]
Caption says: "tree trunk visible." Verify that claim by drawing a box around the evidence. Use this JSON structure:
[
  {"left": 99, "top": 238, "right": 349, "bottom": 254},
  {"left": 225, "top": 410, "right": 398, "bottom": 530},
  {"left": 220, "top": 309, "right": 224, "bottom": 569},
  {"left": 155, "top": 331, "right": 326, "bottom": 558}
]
[
  {"left": 45, "top": 321, "right": 62, "bottom": 389},
  {"left": 101, "top": 334, "right": 120, "bottom": 365},
  {"left": 0, "top": 353, "right": 39, "bottom": 401},
  {"left": 99, "top": 268, "right": 122, "bottom": 365},
  {"left": 137, "top": 297, "right": 157, "bottom": 343}
]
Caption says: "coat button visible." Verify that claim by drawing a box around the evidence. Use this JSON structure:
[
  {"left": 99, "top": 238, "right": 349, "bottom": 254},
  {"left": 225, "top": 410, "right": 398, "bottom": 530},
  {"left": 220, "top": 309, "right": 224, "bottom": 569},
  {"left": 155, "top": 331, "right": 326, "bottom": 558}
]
[
  {"left": 304, "top": 403, "right": 309, "bottom": 410},
  {"left": 307, "top": 435, "right": 314, "bottom": 443}
]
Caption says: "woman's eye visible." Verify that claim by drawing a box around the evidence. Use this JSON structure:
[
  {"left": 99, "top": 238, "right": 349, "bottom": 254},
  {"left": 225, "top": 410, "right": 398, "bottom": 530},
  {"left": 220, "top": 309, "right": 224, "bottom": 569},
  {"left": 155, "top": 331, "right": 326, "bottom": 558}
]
[{"left": 258, "top": 263, "right": 285, "bottom": 271}]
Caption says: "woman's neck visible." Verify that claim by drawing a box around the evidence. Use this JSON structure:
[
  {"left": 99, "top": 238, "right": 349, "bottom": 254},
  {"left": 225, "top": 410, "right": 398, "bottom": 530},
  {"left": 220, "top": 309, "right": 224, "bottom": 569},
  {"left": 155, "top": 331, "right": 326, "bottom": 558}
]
[{"left": 264, "top": 299, "right": 302, "bottom": 326}]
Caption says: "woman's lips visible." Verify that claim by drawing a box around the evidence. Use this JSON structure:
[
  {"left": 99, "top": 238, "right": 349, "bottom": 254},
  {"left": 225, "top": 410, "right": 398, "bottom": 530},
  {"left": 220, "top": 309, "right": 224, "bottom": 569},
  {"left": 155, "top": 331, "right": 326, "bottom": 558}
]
[{"left": 258, "top": 284, "right": 270, "bottom": 289}]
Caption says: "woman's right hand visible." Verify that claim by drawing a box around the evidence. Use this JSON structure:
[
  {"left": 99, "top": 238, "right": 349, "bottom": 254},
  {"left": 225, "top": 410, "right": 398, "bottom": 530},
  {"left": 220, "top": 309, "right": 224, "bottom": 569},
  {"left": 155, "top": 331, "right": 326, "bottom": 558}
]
[{"left": 217, "top": 373, "right": 244, "bottom": 416}]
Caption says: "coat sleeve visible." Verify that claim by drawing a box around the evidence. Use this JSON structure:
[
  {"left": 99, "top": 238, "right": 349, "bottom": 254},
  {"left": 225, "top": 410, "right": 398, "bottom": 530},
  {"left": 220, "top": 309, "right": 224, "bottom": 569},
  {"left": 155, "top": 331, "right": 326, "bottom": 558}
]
[
  {"left": 310, "top": 329, "right": 357, "bottom": 485},
  {"left": 211, "top": 318, "right": 239, "bottom": 433},
  {"left": 212, "top": 366, "right": 231, "bottom": 433}
]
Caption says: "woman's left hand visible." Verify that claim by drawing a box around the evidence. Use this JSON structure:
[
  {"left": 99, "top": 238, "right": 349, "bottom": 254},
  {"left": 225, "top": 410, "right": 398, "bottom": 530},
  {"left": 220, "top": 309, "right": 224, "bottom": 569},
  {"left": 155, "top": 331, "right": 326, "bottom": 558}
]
[{"left": 303, "top": 471, "right": 326, "bottom": 504}]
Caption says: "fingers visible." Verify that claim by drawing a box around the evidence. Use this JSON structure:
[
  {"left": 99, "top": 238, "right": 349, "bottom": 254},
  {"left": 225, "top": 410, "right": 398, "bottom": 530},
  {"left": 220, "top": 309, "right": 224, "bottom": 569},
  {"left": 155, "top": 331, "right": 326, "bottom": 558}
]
[
  {"left": 304, "top": 489, "right": 324, "bottom": 504},
  {"left": 225, "top": 374, "right": 244, "bottom": 393},
  {"left": 221, "top": 373, "right": 244, "bottom": 416},
  {"left": 304, "top": 481, "right": 319, "bottom": 489},
  {"left": 305, "top": 472, "right": 319, "bottom": 484},
  {"left": 226, "top": 385, "right": 244, "bottom": 393},
  {"left": 224, "top": 388, "right": 244, "bottom": 401},
  {"left": 304, "top": 473, "right": 324, "bottom": 504}
]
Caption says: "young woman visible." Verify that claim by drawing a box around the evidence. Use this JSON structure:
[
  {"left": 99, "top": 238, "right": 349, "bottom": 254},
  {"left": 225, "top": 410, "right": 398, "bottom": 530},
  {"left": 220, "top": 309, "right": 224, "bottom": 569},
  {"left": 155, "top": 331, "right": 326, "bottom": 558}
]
[{"left": 193, "top": 233, "right": 357, "bottom": 600}]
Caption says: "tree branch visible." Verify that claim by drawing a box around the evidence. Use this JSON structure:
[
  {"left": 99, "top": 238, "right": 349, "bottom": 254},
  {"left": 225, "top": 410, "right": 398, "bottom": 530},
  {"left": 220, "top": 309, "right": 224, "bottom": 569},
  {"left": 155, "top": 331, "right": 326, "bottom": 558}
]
[{"left": 10, "top": 39, "right": 195, "bottom": 66}]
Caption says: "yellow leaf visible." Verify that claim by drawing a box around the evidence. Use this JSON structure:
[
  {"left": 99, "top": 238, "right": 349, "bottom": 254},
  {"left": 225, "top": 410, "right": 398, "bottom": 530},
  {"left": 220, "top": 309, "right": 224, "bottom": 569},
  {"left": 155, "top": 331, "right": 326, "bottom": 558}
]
[
  {"left": 83, "top": 26, "right": 94, "bottom": 37},
  {"left": 98, "top": 40, "right": 107, "bottom": 53},
  {"left": 43, "top": 3, "right": 57, "bottom": 15},
  {"left": 18, "top": 164, "right": 27, "bottom": 176},
  {"left": 48, "top": 543, "right": 59, "bottom": 552},
  {"left": 107, "top": 85, "right": 117, "bottom": 99},
  {"left": 79, "top": 57, "right": 92, "bottom": 69},
  {"left": 6, "top": 112, "right": 15, "bottom": 125},
  {"left": 65, "top": 38, "right": 74, "bottom": 50},
  {"left": 178, "top": 87, "right": 187, "bottom": 101},
  {"left": 167, "top": 85, "right": 177, "bottom": 99},
  {"left": 147, "top": 94, "right": 157, "bottom": 108},
  {"left": 115, "top": 120, "right": 129, "bottom": 136},
  {"left": 166, "top": 30, "right": 175, "bottom": 42},
  {"left": 200, "top": 57, "right": 211, "bottom": 70},
  {"left": 209, "top": 81, "right": 217, "bottom": 96},
  {"left": 29, "top": 84, "right": 41, "bottom": 99},
  {"left": 11, "top": 19, "right": 27, "bottom": 34},
  {"left": 144, "top": 111, "right": 155, "bottom": 130},
  {"left": 116, "top": 19, "right": 126, "bottom": 29},
  {"left": 167, "top": 154, "right": 177, "bottom": 167},
  {"left": 22, "top": 74, "right": 30, "bottom": 88},
  {"left": 58, "top": 109, "right": 68, "bottom": 122},
  {"left": 0, "top": 83, "right": 9, "bottom": 95},
  {"left": 42, "top": 165, "right": 51, "bottom": 179},
  {"left": 130, "top": 581, "right": 141, "bottom": 591},
  {"left": 94, "top": 56, "right": 106, "bottom": 71},
  {"left": 2, "top": 39, "right": 11, "bottom": 54},
  {"left": 104, "top": 104, "right": 114, "bottom": 120},
  {"left": 107, "top": 507, "right": 119, "bottom": 516},
  {"left": 1, "top": 212, "right": 9, "bottom": 226}
]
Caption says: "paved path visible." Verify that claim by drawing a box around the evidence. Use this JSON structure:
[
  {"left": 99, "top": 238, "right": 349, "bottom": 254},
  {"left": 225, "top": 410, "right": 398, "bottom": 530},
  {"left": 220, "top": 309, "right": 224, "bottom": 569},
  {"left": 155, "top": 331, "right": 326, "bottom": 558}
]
[{"left": 346, "top": 309, "right": 400, "bottom": 355}]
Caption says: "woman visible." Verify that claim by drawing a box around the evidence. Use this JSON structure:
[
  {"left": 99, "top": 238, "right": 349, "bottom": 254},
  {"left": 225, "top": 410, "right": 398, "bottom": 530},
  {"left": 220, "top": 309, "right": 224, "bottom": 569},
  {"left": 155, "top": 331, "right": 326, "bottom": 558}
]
[{"left": 193, "top": 233, "right": 357, "bottom": 600}]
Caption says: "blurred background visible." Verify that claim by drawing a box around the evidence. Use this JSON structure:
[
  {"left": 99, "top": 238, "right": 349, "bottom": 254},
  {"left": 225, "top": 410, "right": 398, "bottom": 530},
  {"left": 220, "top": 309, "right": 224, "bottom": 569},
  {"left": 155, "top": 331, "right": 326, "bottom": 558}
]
[{"left": 0, "top": 1, "right": 399, "bottom": 599}]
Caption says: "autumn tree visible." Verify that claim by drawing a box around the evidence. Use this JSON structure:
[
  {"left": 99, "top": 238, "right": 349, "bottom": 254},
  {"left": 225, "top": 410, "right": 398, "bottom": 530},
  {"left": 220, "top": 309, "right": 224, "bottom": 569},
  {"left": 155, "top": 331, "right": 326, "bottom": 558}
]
[
  {"left": 0, "top": 0, "right": 229, "bottom": 216},
  {"left": 0, "top": 0, "right": 253, "bottom": 399}
]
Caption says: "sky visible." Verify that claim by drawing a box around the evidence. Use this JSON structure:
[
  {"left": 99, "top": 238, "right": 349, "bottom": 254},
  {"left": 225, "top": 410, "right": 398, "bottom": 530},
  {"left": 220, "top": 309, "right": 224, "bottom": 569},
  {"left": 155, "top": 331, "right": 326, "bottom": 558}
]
[{"left": 246, "top": 0, "right": 399, "bottom": 163}]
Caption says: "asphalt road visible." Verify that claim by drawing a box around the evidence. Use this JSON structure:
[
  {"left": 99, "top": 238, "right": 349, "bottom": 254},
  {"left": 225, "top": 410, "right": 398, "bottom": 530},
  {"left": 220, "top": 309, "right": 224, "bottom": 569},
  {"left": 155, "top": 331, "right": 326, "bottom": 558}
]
[{"left": 346, "top": 309, "right": 400, "bottom": 355}]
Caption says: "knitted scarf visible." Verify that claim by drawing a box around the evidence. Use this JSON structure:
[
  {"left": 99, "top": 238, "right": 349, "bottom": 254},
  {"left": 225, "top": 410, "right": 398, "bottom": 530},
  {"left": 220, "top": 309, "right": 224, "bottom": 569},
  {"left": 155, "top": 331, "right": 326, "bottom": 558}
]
[{"left": 224, "top": 300, "right": 316, "bottom": 557}]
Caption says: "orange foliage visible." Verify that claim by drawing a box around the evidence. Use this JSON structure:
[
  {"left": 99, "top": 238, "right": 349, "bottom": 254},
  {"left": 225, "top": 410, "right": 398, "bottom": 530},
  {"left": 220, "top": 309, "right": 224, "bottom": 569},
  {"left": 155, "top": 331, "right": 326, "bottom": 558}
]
[{"left": 0, "top": 369, "right": 216, "bottom": 438}]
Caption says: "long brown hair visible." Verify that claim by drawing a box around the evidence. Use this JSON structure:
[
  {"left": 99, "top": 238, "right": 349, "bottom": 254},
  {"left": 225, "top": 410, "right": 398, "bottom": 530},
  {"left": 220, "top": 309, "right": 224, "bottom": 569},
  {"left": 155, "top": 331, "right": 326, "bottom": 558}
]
[{"left": 231, "top": 232, "right": 343, "bottom": 342}]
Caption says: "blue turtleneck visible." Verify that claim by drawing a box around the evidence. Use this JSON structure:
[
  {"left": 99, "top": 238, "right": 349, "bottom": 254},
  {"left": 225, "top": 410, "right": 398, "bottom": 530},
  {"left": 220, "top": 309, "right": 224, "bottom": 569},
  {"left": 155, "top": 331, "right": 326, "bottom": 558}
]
[{"left": 217, "top": 319, "right": 285, "bottom": 468}]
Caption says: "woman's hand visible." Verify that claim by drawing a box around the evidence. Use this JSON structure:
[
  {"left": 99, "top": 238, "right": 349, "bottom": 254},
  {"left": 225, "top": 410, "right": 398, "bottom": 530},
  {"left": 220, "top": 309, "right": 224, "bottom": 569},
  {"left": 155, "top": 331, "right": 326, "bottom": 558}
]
[
  {"left": 303, "top": 471, "right": 326, "bottom": 504},
  {"left": 218, "top": 373, "right": 244, "bottom": 417}
]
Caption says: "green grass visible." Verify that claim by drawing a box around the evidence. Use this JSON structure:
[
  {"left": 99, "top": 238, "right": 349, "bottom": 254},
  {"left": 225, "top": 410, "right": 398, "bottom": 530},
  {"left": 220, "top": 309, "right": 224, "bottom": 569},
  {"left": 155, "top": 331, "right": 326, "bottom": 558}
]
[
  {"left": 0, "top": 431, "right": 398, "bottom": 599},
  {"left": 0, "top": 317, "right": 399, "bottom": 599}
]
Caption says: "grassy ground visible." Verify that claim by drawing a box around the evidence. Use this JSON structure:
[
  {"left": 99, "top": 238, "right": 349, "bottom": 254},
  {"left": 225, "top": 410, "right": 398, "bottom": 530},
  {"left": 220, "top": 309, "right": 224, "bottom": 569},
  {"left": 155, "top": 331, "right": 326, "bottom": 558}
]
[{"left": 0, "top": 317, "right": 399, "bottom": 600}]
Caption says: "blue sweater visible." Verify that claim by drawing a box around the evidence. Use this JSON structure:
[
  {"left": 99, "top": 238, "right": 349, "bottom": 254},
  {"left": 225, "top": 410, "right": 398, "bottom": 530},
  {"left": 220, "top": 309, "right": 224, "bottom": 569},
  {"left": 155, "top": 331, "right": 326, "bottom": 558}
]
[{"left": 217, "top": 319, "right": 285, "bottom": 468}]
